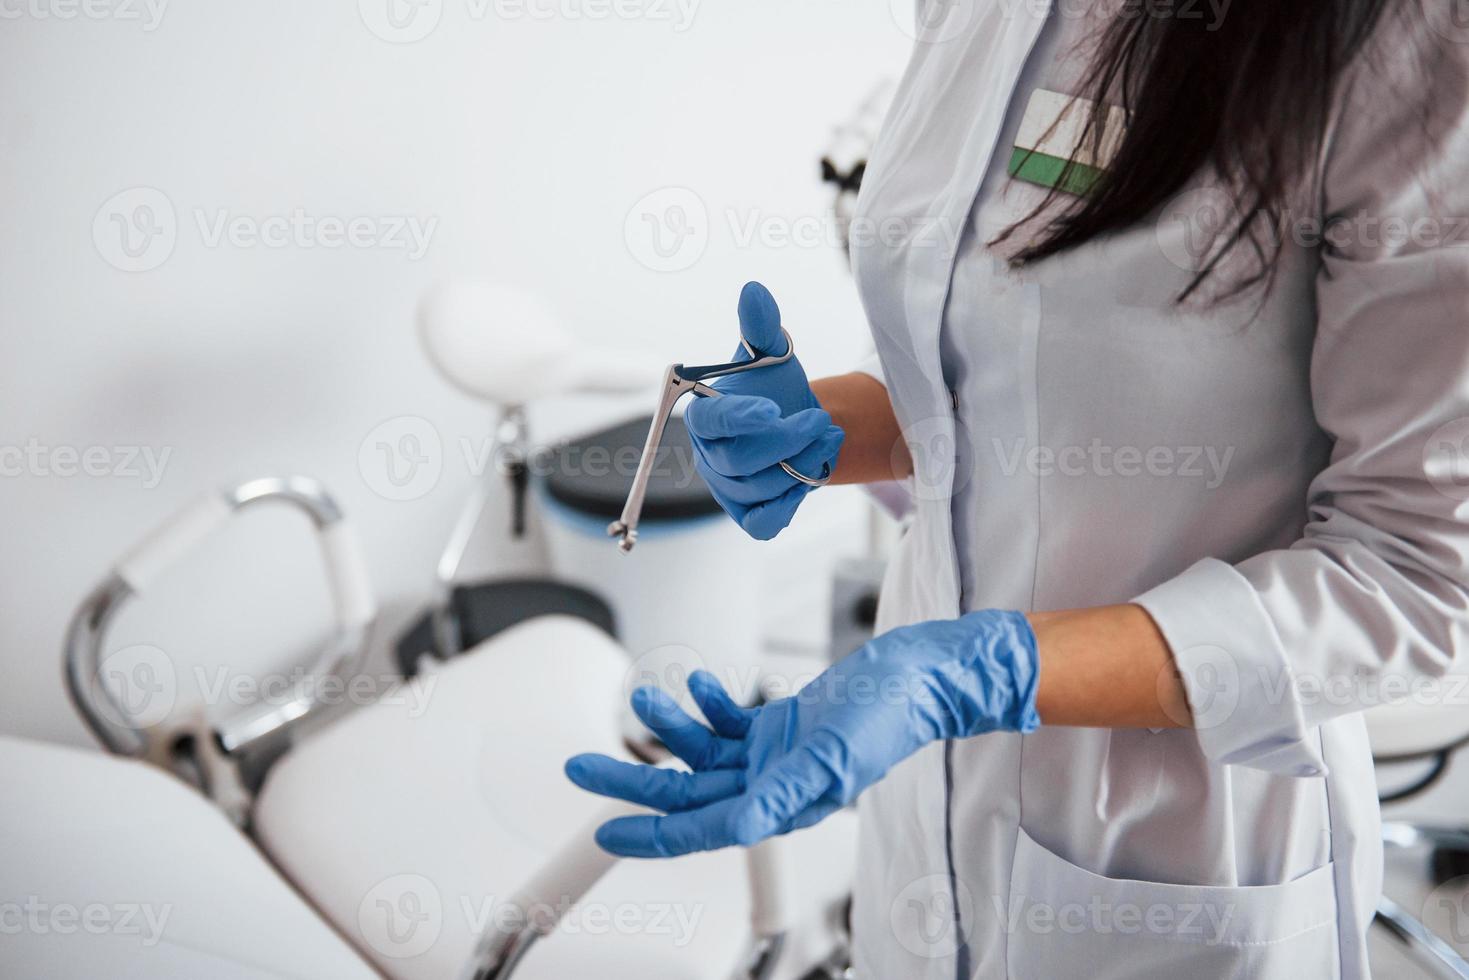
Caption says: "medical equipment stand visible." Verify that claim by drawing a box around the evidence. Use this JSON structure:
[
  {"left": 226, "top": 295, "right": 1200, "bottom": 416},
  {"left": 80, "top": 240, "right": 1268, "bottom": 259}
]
[
  {"left": 395, "top": 402, "right": 616, "bottom": 676},
  {"left": 429, "top": 404, "right": 531, "bottom": 657}
]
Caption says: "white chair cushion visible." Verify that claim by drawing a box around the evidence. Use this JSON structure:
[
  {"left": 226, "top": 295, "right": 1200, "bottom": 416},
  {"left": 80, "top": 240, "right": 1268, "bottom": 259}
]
[
  {"left": 254, "top": 615, "right": 855, "bottom": 980},
  {"left": 0, "top": 735, "right": 377, "bottom": 979}
]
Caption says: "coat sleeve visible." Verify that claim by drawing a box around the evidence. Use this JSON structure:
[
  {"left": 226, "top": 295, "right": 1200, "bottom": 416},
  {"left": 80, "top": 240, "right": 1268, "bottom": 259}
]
[{"left": 1133, "top": 22, "right": 1469, "bottom": 776}]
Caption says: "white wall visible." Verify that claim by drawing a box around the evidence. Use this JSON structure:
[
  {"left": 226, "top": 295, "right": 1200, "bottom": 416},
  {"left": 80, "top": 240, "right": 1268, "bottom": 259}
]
[{"left": 0, "top": 1, "right": 913, "bottom": 745}]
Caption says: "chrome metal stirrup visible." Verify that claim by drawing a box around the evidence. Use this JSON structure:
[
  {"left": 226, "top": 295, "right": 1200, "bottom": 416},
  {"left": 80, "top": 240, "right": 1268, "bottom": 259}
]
[{"left": 607, "top": 327, "right": 832, "bottom": 553}]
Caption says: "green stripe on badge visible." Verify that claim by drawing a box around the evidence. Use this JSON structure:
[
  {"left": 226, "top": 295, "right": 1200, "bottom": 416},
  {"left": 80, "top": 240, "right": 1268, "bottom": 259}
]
[
  {"left": 1006, "top": 146, "right": 1105, "bottom": 196},
  {"left": 1009, "top": 89, "right": 1125, "bottom": 196}
]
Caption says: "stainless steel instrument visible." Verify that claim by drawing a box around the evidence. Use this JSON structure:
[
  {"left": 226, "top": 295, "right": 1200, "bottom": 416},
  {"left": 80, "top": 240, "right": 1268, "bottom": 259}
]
[{"left": 607, "top": 328, "right": 830, "bottom": 552}]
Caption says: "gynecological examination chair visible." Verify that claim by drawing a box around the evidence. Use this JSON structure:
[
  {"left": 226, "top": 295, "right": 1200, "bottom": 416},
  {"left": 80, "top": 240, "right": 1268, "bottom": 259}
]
[{"left": 3, "top": 476, "right": 857, "bottom": 979}]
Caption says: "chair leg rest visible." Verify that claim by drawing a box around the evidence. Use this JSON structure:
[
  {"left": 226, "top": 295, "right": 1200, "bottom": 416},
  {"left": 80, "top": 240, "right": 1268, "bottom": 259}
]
[{"left": 1375, "top": 895, "right": 1469, "bottom": 979}]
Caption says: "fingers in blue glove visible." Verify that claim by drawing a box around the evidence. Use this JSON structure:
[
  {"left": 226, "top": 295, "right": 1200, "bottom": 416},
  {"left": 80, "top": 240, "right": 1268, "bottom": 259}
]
[
  {"left": 630, "top": 686, "right": 745, "bottom": 771},
  {"left": 684, "top": 394, "right": 780, "bottom": 440},
  {"left": 694, "top": 421, "right": 842, "bottom": 513},
  {"left": 564, "top": 754, "right": 745, "bottom": 812},
  {"left": 687, "top": 670, "right": 755, "bottom": 738},
  {"left": 735, "top": 281, "right": 788, "bottom": 359},
  {"left": 594, "top": 793, "right": 750, "bottom": 858},
  {"left": 696, "top": 460, "right": 803, "bottom": 507},
  {"left": 737, "top": 483, "right": 810, "bottom": 541},
  {"left": 688, "top": 403, "right": 835, "bottom": 480},
  {"left": 592, "top": 745, "right": 835, "bottom": 858},
  {"left": 781, "top": 424, "right": 844, "bottom": 482},
  {"left": 685, "top": 396, "right": 827, "bottom": 457}
]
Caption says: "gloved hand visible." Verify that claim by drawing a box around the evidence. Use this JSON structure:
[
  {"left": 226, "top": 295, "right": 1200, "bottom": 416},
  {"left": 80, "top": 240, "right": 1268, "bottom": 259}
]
[
  {"left": 685, "top": 281, "right": 844, "bottom": 541},
  {"left": 565, "top": 610, "right": 1040, "bottom": 857}
]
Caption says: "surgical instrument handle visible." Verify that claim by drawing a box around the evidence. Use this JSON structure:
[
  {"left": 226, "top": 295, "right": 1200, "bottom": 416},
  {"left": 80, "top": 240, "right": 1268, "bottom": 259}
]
[
  {"left": 607, "top": 328, "right": 829, "bottom": 552},
  {"left": 606, "top": 365, "right": 714, "bottom": 553}
]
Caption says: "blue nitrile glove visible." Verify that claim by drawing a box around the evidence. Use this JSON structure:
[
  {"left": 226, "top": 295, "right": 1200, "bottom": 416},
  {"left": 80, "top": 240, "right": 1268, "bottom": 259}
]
[
  {"left": 684, "top": 281, "right": 844, "bottom": 541},
  {"left": 565, "top": 610, "right": 1040, "bottom": 857}
]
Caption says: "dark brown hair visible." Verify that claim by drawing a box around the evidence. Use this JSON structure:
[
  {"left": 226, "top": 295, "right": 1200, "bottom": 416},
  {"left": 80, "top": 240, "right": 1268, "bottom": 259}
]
[{"left": 1000, "top": 0, "right": 1400, "bottom": 301}]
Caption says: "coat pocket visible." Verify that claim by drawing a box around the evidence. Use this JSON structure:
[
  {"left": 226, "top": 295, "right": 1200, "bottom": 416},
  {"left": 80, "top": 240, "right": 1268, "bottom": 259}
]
[{"left": 1003, "top": 829, "right": 1339, "bottom": 979}]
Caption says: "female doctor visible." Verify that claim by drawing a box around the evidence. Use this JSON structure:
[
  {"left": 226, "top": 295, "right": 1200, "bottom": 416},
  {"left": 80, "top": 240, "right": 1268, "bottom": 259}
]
[{"left": 567, "top": 1, "right": 1469, "bottom": 975}]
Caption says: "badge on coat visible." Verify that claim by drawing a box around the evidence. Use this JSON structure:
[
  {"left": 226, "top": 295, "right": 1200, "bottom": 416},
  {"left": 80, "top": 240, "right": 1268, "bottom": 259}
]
[{"left": 1008, "top": 89, "right": 1127, "bottom": 196}]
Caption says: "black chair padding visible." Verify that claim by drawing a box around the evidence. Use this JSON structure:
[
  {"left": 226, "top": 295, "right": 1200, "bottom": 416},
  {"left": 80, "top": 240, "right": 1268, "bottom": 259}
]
[
  {"left": 394, "top": 579, "right": 616, "bottom": 677},
  {"left": 543, "top": 415, "right": 720, "bottom": 521}
]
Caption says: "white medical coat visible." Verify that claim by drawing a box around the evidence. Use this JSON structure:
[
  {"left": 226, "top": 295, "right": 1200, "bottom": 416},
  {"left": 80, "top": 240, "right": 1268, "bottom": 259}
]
[{"left": 847, "top": 3, "right": 1469, "bottom": 978}]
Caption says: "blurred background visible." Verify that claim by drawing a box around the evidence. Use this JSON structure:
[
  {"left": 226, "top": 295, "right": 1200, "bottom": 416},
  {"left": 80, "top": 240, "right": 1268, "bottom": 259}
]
[
  {"left": 6, "top": 5, "right": 1469, "bottom": 977},
  {"left": 0, "top": 0, "right": 909, "bottom": 746}
]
